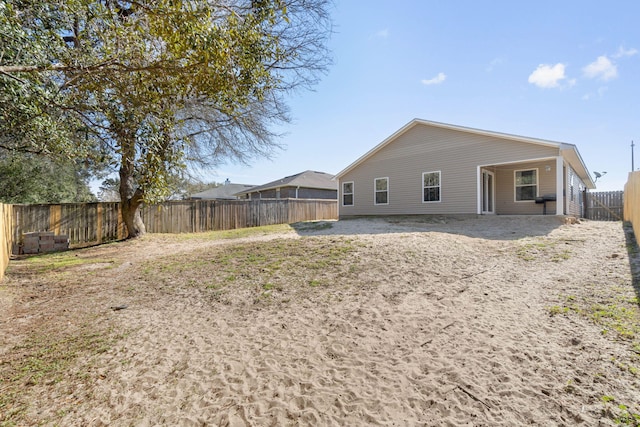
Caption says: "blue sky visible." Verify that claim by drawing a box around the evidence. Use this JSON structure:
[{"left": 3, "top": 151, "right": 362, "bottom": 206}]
[{"left": 210, "top": 0, "right": 640, "bottom": 192}]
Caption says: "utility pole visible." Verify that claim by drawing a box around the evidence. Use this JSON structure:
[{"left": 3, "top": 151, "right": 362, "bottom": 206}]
[{"left": 633, "top": 140, "right": 635, "bottom": 171}]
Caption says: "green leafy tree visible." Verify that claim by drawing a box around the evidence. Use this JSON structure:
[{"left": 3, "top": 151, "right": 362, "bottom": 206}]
[
  {"left": 97, "top": 176, "right": 217, "bottom": 201},
  {"left": 0, "top": 0, "right": 331, "bottom": 237},
  {"left": 0, "top": 152, "right": 96, "bottom": 204},
  {"left": 96, "top": 177, "right": 120, "bottom": 202}
]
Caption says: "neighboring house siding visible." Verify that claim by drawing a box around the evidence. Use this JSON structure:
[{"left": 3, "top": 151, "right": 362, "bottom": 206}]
[
  {"left": 297, "top": 188, "right": 337, "bottom": 199},
  {"left": 280, "top": 187, "right": 296, "bottom": 198},
  {"left": 251, "top": 189, "right": 277, "bottom": 199},
  {"left": 339, "top": 125, "right": 559, "bottom": 216},
  {"left": 249, "top": 187, "right": 337, "bottom": 200}
]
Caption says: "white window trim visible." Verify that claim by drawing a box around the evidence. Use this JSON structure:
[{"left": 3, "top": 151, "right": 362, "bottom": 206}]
[
  {"left": 422, "top": 171, "right": 442, "bottom": 203},
  {"left": 514, "top": 168, "right": 538, "bottom": 202},
  {"left": 374, "top": 177, "right": 389, "bottom": 205},
  {"left": 342, "top": 181, "right": 354, "bottom": 206}
]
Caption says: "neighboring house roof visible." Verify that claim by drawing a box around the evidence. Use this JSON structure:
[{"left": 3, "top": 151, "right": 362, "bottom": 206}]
[
  {"left": 335, "top": 118, "right": 596, "bottom": 189},
  {"left": 191, "top": 183, "right": 256, "bottom": 200},
  {"left": 235, "top": 170, "right": 337, "bottom": 195}
]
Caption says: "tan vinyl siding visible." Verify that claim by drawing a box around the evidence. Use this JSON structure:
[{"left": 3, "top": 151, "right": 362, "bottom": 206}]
[
  {"left": 564, "top": 165, "right": 586, "bottom": 217},
  {"left": 339, "top": 124, "right": 559, "bottom": 216},
  {"left": 494, "top": 161, "right": 557, "bottom": 215}
]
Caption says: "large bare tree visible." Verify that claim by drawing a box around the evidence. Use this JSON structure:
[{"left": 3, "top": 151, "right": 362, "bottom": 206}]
[{"left": 0, "top": 0, "right": 332, "bottom": 237}]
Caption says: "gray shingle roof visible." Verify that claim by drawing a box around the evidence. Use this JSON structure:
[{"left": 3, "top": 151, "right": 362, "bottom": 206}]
[
  {"left": 190, "top": 183, "right": 256, "bottom": 200},
  {"left": 235, "top": 170, "right": 336, "bottom": 195}
]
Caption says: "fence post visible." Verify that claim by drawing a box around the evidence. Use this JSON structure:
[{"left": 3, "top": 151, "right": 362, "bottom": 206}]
[
  {"left": 96, "top": 203, "right": 103, "bottom": 244},
  {"left": 50, "top": 204, "right": 62, "bottom": 235},
  {"left": 117, "top": 203, "right": 125, "bottom": 239},
  {"left": 194, "top": 200, "right": 200, "bottom": 233},
  {"left": 1, "top": 204, "right": 13, "bottom": 281}
]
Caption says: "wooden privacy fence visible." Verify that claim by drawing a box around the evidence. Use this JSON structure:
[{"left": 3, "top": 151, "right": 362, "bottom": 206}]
[
  {"left": 11, "top": 199, "right": 338, "bottom": 253},
  {"left": 584, "top": 190, "right": 624, "bottom": 221},
  {"left": 1, "top": 203, "right": 13, "bottom": 280},
  {"left": 624, "top": 171, "right": 640, "bottom": 238},
  {"left": 141, "top": 199, "right": 337, "bottom": 233},
  {"left": 12, "top": 202, "right": 125, "bottom": 248}
]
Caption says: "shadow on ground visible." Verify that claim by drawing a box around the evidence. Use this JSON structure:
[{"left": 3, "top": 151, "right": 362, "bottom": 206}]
[
  {"left": 623, "top": 222, "right": 640, "bottom": 304},
  {"left": 291, "top": 215, "right": 568, "bottom": 241}
]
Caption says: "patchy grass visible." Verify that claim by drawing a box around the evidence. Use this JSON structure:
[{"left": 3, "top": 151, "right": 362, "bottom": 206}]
[
  {"left": 0, "top": 323, "right": 123, "bottom": 425},
  {"left": 550, "top": 288, "right": 640, "bottom": 342},
  {"left": 291, "top": 221, "right": 335, "bottom": 232},
  {"left": 173, "top": 224, "right": 294, "bottom": 241},
  {"left": 23, "top": 252, "right": 116, "bottom": 273},
  {"left": 590, "top": 304, "right": 639, "bottom": 339},
  {"left": 547, "top": 305, "right": 571, "bottom": 316},
  {"left": 549, "top": 281, "right": 640, "bottom": 410},
  {"left": 600, "top": 395, "right": 640, "bottom": 425},
  {"left": 545, "top": 225, "right": 640, "bottom": 395},
  {"left": 516, "top": 240, "right": 553, "bottom": 261},
  {"left": 516, "top": 238, "right": 573, "bottom": 262},
  {"left": 551, "top": 249, "right": 572, "bottom": 262},
  {"left": 138, "top": 236, "right": 360, "bottom": 304}
]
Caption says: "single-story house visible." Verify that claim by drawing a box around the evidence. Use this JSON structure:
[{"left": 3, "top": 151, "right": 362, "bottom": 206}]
[
  {"left": 190, "top": 180, "right": 256, "bottom": 200},
  {"left": 335, "top": 119, "right": 596, "bottom": 217},
  {"left": 235, "top": 170, "right": 337, "bottom": 200}
]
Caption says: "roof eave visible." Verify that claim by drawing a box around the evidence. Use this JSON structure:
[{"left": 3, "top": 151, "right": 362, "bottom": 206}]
[
  {"left": 560, "top": 143, "right": 596, "bottom": 189},
  {"left": 335, "top": 118, "right": 565, "bottom": 179}
]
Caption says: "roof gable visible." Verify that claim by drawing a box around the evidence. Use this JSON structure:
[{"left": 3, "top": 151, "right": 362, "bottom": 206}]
[{"left": 336, "top": 118, "right": 595, "bottom": 188}]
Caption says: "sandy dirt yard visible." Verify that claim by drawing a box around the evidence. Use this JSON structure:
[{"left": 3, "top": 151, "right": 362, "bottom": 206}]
[{"left": 1, "top": 216, "right": 639, "bottom": 426}]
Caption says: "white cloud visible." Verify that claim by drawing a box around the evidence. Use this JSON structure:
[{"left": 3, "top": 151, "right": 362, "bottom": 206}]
[
  {"left": 613, "top": 46, "right": 638, "bottom": 58},
  {"left": 583, "top": 56, "right": 617, "bottom": 81},
  {"left": 581, "top": 86, "right": 608, "bottom": 101},
  {"left": 527, "top": 63, "right": 567, "bottom": 88},
  {"left": 374, "top": 28, "right": 389, "bottom": 39},
  {"left": 421, "top": 72, "right": 446, "bottom": 85},
  {"left": 486, "top": 57, "right": 505, "bottom": 72}
]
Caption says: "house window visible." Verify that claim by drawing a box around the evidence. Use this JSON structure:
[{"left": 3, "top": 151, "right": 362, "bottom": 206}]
[
  {"left": 515, "top": 169, "right": 538, "bottom": 201},
  {"left": 423, "top": 171, "right": 441, "bottom": 202},
  {"left": 569, "top": 170, "right": 575, "bottom": 201},
  {"left": 374, "top": 177, "right": 388, "bottom": 205},
  {"left": 342, "top": 182, "right": 354, "bottom": 206}
]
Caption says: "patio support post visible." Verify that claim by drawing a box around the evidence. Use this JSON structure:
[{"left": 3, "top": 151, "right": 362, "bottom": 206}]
[
  {"left": 556, "top": 156, "right": 564, "bottom": 215},
  {"left": 476, "top": 166, "right": 482, "bottom": 215}
]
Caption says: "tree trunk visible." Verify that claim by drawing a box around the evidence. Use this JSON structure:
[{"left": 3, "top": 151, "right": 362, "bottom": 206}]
[
  {"left": 120, "top": 191, "right": 146, "bottom": 239},
  {"left": 119, "top": 145, "right": 146, "bottom": 239}
]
